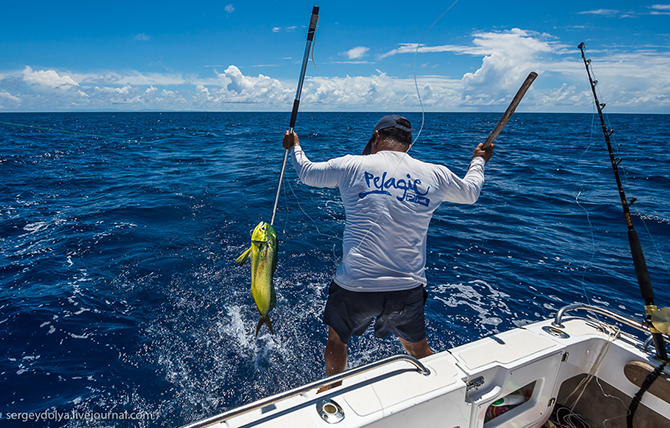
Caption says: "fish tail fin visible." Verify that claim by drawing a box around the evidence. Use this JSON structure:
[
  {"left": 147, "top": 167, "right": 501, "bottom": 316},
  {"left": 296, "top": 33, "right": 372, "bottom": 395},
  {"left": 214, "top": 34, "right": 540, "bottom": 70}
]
[
  {"left": 255, "top": 315, "right": 274, "bottom": 336},
  {"left": 235, "top": 248, "right": 252, "bottom": 266},
  {"left": 266, "top": 316, "right": 274, "bottom": 334}
]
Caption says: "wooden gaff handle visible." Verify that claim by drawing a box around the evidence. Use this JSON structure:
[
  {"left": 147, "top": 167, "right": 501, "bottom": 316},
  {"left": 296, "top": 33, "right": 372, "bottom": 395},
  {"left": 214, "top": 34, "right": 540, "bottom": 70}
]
[{"left": 482, "top": 71, "right": 538, "bottom": 149}]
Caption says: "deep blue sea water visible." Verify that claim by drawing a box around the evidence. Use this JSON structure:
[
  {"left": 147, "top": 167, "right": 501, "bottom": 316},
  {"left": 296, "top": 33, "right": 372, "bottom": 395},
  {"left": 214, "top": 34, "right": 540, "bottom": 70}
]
[{"left": 1, "top": 112, "right": 669, "bottom": 426}]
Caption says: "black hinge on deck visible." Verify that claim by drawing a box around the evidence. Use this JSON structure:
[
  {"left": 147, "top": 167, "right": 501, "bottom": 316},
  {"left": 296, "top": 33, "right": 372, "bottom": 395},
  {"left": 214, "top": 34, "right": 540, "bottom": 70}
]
[{"left": 466, "top": 376, "right": 485, "bottom": 391}]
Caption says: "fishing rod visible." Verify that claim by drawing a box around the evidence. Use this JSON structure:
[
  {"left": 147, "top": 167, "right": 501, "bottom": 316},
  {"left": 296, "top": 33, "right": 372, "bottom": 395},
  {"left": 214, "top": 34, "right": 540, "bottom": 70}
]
[
  {"left": 578, "top": 42, "right": 668, "bottom": 361},
  {"left": 270, "top": 6, "right": 319, "bottom": 227}
]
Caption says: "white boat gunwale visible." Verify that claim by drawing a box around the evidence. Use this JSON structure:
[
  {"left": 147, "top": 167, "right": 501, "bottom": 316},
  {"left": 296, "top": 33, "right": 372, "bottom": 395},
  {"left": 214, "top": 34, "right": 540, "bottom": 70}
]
[
  {"left": 180, "top": 302, "right": 670, "bottom": 428},
  {"left": 180, "top": 354, "right": 431, "bottom": 428}
]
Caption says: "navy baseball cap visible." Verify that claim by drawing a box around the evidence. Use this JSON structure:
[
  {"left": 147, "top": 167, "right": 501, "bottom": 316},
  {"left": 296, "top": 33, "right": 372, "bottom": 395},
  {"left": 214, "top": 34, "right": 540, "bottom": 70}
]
[{"left": 362, "top": 115, "right": 413, "bottom": 155}]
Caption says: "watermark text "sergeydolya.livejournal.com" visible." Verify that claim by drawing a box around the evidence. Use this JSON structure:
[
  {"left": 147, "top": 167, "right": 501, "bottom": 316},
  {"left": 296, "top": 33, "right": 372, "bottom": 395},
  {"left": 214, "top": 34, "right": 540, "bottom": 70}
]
[{"left": 1, "top": 410, "right": 158, "bottom": 423}]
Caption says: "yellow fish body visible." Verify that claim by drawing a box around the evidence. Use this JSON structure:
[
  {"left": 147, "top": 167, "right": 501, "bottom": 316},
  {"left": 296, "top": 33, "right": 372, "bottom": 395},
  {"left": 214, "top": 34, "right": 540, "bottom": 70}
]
[{"left": 236, "top": 221, "right": 277, "bottom": 336}]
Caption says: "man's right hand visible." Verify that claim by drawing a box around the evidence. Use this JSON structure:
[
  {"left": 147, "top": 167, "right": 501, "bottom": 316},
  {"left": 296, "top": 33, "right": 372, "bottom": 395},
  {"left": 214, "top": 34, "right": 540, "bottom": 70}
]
[
  {"left": 283, "top": 130, "right": 299, "bottom": 150},
  {"left": 473, "top": 143, "right": 493, "bottom": 163}
]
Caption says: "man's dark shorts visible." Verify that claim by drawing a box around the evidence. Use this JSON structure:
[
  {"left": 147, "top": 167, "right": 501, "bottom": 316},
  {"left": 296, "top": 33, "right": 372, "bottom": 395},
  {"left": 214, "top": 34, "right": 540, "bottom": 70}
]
[{"left": 323, "top": 281, "right": 428, "bottom": 344}]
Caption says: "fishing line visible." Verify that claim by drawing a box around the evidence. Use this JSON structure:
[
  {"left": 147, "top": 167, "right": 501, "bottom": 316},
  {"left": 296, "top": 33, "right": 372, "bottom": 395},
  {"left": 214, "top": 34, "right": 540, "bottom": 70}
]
[
  {"left": 559, "top": 323, "right": 628, "bottom": 428},
  {"left": 574, "top": 111, "right": 598, "bottom": 307},
  {"left": 410, "top": 0, "right": 460, "bottom": 151},
  {"left": 638, "top": 216, "right": 670, "bottom": 279},
  {"left": 279, "top": 173, "right": 342, "bottom": 261},
  {"left": 281, "top": 171, "right": 290, "bottom": 237},
  {"left": 285, "top": 178, "right": 342, "bottom": 261},
  {"left": 595, "top": 376, "right": 630, "bottom": 428},
  {"left": 0, "top": 120, "right": 139, "bottom": 143},
  {"left": 310, "top": 21, "right": 319, "bottom": 68},
  {"left": 286, "top": 178, "right": 322, "bottom": 238},
  {"left": 563, "top": 322, "right": 620, "bottom": 409},
  {"left": 605, "top": 110, "right": 670, "bottom": 281}
]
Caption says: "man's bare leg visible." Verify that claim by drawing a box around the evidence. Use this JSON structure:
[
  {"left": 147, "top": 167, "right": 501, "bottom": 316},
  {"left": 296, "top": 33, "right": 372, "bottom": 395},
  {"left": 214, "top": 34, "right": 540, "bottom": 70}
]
[
  {"left": 399, "top": 337, "right": 433, "bottom": 359},
  {"left": 318, "top": 327, "right": 347, "bottom": 393}
]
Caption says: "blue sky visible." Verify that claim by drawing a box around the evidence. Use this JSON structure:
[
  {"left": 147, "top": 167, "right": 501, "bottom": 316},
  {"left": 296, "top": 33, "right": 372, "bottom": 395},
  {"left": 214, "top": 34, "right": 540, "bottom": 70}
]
[{"left": 1, "top": 0, "right": 669, "bottom": 112}]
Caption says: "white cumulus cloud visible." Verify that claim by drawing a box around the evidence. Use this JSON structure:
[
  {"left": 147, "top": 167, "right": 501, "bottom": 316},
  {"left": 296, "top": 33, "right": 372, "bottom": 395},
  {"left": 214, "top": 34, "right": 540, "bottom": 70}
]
[
  {"left": 0, "top": 90, "right": 21, "bottom": 103},
  {"left": 22, "top": 66, "right": 79, "bottom": 89},
  {"left": 344, "top": 46, "right": 370, "bottom": 60},
  {"left": 460, "top": 28, "right": 554, "bottom": 102},
  {"left": 379, "top": 42, "right": 473, "bottom": 60},
  {"left": 578, "top": 9, "right": 620, "bottom": 16},
  {"left": 649, "top": 4, "right": 670, "bottom": 14},
  {"left": 272, "top": 26, "right": 297, "bottom": 33},
  {"left": 377, "top": 29, "right": 560, "bottom": 107},
  {"left": 3, "top": 25, "right": 670, "bottom": 114},
  {"left": 225, "top": 4, "right": 234, "bottom": 14},
  {"left": 217, "top": 65, "right": 292, "bottom": 105},
  {"left": 71, "top": 70, "right": 186, "bottom": 86}
]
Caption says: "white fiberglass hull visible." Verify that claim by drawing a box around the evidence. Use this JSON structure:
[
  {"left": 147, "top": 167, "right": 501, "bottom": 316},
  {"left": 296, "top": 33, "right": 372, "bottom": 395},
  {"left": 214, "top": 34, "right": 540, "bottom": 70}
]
[{"left": 183, "top": 305, "right": 670, "bottom": 428}]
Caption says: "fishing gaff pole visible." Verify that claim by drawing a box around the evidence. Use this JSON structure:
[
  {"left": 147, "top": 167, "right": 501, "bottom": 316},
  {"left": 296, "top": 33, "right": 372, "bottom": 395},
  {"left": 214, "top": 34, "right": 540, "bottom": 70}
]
[
  {"left": 578, "top": 42, "right": 667, "bottom": 361},
  {"left": 270, "top": 6, "right": 319, "bottom": 227},
  {"left": 467, "top": 71, "right": 536, "bottom": 171},
  {"left": 482, "top": 71, "right": 537, "bottom": 150}
]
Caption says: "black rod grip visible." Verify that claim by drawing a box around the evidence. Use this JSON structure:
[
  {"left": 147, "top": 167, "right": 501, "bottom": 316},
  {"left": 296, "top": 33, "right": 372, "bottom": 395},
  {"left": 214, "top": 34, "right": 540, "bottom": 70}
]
[
  {"left": 289, "top": 99, "right": 300, "bottom": 130},
  {"left": 307, "top": 6, "right": 319, "bottom": 41},
  {"left": 628, "top": 229, "right": 654, "bottom": 303}
]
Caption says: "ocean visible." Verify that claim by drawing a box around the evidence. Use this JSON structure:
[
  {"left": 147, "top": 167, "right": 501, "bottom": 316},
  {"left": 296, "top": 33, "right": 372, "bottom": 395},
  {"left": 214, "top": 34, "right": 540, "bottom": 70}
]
[{"left": 1, "top": 112, "right": 669, "bottom": 427}]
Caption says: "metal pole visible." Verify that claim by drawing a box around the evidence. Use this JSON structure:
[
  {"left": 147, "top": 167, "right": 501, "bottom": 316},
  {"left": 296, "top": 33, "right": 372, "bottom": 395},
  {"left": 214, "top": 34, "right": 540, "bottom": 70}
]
[{"left": 270, "top": 6, "right": 319, "bottom": 226}]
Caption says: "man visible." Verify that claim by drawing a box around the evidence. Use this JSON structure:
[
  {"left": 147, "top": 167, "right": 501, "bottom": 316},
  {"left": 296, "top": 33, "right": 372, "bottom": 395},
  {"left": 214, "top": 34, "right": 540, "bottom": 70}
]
[{"left": 282, "top": 115, "right": 493, "bottom": 384}]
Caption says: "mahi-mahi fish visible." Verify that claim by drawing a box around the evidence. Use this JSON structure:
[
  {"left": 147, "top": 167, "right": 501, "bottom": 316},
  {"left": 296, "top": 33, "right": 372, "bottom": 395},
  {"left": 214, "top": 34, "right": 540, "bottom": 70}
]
[{"left": 235, "top": 221, "right": 277, "bottom": 336}]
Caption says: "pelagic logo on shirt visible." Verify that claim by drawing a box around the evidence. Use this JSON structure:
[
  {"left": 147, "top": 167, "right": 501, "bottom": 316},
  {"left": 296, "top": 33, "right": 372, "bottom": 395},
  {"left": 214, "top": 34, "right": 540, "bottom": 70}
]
[{"left": 359, "top": 171, "right": 430, "bottom": 206}]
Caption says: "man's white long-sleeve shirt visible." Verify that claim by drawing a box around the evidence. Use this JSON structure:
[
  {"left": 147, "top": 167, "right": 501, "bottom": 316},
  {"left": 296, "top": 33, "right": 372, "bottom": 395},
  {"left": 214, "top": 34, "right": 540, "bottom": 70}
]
[{"left": 291, "top": 145, "right": 485, "bottom": 292}]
